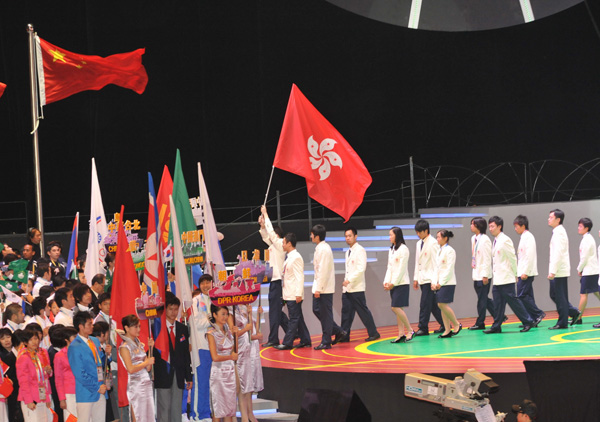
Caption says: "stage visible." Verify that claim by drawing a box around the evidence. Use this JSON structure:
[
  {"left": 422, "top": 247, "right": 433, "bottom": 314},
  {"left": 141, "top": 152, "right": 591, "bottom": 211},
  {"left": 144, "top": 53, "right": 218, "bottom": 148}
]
[{"left": 259, "top": 309, "right": 600, "bottom": 421}]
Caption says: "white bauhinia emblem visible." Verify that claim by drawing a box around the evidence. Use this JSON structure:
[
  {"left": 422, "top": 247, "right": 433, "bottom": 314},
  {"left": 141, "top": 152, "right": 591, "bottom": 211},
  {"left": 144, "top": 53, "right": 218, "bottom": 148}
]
[{"left": 308, "top": 135, "right": 343, "bottom": 181}]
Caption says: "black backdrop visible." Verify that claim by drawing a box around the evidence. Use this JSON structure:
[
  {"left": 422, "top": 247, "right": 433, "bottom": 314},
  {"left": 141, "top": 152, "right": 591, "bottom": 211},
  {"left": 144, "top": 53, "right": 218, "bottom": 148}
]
[{"left": 1, "top": 1, "right": 600, "bottom": 232}]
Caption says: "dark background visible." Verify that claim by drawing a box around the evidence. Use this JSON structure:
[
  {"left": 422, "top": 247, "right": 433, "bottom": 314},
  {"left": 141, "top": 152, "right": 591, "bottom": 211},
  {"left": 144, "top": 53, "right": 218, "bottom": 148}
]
[{"left": 1, "top": 0, "right": 600, "bottom": 235}]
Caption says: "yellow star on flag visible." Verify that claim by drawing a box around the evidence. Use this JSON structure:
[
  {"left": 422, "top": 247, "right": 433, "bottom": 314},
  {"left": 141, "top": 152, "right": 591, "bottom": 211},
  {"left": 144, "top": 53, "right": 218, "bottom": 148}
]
[{"left": 51, "top": 49, "right": 67, "bottom": 63}]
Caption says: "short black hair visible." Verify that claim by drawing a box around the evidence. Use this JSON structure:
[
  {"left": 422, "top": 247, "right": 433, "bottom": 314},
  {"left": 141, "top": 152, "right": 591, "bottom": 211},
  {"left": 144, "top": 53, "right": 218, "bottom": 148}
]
[
  {"left": 38, "top": 286, "right": 54, "bottom": 300},
  {"left": 0, "top": 328, "right": 12, "bottom": 340},
  {"left": 513, "top": 215, "right": 529, "bottom": 230},
  {"left": 310, "top": 224, "right": 327, "bottom": 241},
  {"left": 97, "top": 292, "right": 111, "bottom": 305},
  {"left": 91, "top": 274, "right": 105, "bottom": 286},
  {"left": 55, "top": 287, "right": 71, "bottom": 308},
  {"left": 579, "top": 217, "right": 593, "bottom": 231},
  {"left": 550, "top": 209, "right": 565, "bottom": 225},
  {"left": 20, "top": 327, "right": 39, "bottom": 344},
  {"left": 345, "top": 227, "right": 358, "bottom": 236},
  {"left": 36, "top": 263, "right": 50, "bottom": 278},
  {"left": 273, "top": 226, "right": 284, "bottom": 238},
  {"left": 437, "top": 229, "right": 454, "bottom": 241},
  {"left": 45, "top": 241, "right": 62, "bottom": 254},
  {"left": 471, "top": 217, "right": 487, "bottom": 234},
  {"left": 32, "top": 297, "right": 47, "bottom": 316},
  {"left": 73, "top": 311, "right": 93, "bottom": 332},
  {"left": 92, "top": 321, "right": 110, "bottom": 337},
  {"left": 49, "top": 325, "right": 66, "bottom": 348},
  {"left": 166, "top": 293, "right": 181, "bottom": 308},
  {"left": 12, "top": 329, "right": 25, "bottom": 348},
  {"left": 3, "top": 303, "right": 22, "bottom": 326},
  {"left": 488, "top": 216, "right": 504, "bottom": 231},
  {"left": 414, "top": 219, "right": 430, "bottom": 233},
  {"left": 52, "top": 274, "right": 68, "bottom": 289},
  {"left": 284, "top": 232, "right": 297, "bottom": 247},
  {"left": 73, "top": 283, "right": 92, "bottom": 303},
  {"left": 198, "top": 274, "right": 213, "bottom": 284}
]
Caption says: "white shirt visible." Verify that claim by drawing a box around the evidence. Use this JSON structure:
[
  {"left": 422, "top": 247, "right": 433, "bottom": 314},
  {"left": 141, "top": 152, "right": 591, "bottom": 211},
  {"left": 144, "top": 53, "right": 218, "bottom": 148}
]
[
  {"left": 436, "top": 244, "right": 456, "bottom": 286},
  {"left": 312, "top": 241, "right": 335, "bottom": 294},
  {"left": 413, "top": 235, "right": 439, "bottom": 284},
  {"left": 282, "top": 249, "right": 305, "bottom": 301},
  {"left": 517, "top": 230, "right": 538, "bottom": 277},
  {"left": 54, "top": 307, "right": 74, "bottom": 327},
  {"left": 259, "top": 216, "right": 285, "bottom": 281},
  {"left": 471, "top": 234, "right": 492, "bottom": 280},
  {"left": 549, "top": 225, "right": 570, "bottom": 277},
  {"left": 492, "top": 232, "right": 518, "bottom": 286},
  {"left": 578, "top": 232, "right": 599, "bottom": 276},
  {"left": 3, "top": 320, "right": 22, "bottom": 333},
  {"left": 383, "top": 244, "right": 410, "bottom": 287},
  {"left": 32, "top": 277, "right": 52, "bottom": 298},
  {"left": 344, "top": 243, "right": 367, "bottom": 293},
  {"left": 192, "top": 293, "right": 212, "bottom": 350}
]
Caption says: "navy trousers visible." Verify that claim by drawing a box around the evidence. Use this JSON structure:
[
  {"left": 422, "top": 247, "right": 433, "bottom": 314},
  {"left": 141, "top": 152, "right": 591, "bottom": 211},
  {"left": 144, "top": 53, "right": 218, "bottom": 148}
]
[
  {"left": 418, "top": 283, "right": 444, "bottom": 331},
  {"left": 517, "top": 276, "right": 544, "bottom": 320},
  {"left": 341, "top": 291, "right": 379, "bottom": 338},
  {"left": 549, "top": 277, "right": 579, "bottom": 327},
  {"left": 473, "top": 280, "right": 496, "bottom": 326},
  {"left": 282, "top": 300, "right": 311, "bottom": 347},
  {"left": 312, "top": 293, "right": 342, "bottom": 345},
  {"left": 267, "top": 280, "right": 289, "bottom": 344},
  {"left": 491, "top": 283, "right": 534, "bottom": 330}
]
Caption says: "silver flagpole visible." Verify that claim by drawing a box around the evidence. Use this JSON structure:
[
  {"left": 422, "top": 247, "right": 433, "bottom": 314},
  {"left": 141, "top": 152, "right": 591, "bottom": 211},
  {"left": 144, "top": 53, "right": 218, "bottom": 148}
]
[
  {"left": 27, "top": 24, "right": 45, "bottom": 251},
  {"left": 263, "top": 165, "right": 275, "bottom": 206}
]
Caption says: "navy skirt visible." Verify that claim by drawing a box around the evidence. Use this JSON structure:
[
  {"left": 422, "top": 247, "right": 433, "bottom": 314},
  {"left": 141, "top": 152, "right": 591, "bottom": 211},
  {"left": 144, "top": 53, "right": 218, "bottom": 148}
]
[
  {"left": 436, "top": 285, "right": 455, "bottom": 304},
  {"left": 390, "top": 284, "right": 409, "bottom": 307},
  {"left": 580, "top": 275, "right": 599, "bottom": 294}
]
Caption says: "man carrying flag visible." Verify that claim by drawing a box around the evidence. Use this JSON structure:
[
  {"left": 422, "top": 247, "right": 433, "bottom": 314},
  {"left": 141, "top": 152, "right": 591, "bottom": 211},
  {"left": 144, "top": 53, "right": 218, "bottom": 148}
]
[{"left": 272, "top": 84, "right": 372, "bottom": 222}]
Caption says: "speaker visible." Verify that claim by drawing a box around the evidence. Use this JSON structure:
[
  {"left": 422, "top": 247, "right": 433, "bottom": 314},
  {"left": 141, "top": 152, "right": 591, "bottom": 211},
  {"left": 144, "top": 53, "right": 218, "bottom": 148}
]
[{"left": 298, "top": 388, "right": 371, "bottom": 422}]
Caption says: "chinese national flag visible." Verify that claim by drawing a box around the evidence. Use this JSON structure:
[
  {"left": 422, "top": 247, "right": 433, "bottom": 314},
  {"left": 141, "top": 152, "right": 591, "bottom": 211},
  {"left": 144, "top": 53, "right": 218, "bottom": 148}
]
[
  {"left": 112, "top": 206, "right": 149, "bottom": 407},
  {"left": 0, "top": 83, "right": 5, "bottom": 98},
  {"left": 37, "top": 37, "right": 148, "bottom": 105},
  {"left": 273, "top": 84, "right": 372, "bottom": 222}
]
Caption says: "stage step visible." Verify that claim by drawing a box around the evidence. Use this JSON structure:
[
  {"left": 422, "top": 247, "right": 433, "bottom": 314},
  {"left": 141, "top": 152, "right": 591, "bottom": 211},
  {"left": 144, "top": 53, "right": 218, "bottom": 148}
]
[{"left": 236, "top": 397, "right": 299, "bottom": 422}]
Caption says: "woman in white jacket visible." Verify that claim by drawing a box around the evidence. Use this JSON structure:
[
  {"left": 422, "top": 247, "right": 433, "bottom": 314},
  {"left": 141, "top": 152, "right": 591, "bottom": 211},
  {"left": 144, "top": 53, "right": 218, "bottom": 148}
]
[
  {"left": 574, "top": 218, "right": 600, "bottom": 325},
  {"left": 383, "top": 227, "right": 414, "bottom": 343},
  {"left": 433, "top": 230, "right": 462, "bottom": 338}
]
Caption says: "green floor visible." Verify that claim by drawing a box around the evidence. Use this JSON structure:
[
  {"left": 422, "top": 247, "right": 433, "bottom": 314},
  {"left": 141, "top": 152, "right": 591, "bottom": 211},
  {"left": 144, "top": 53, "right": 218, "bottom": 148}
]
[{"left": 367, "top": 319, "right": 600, "bottom": 358}]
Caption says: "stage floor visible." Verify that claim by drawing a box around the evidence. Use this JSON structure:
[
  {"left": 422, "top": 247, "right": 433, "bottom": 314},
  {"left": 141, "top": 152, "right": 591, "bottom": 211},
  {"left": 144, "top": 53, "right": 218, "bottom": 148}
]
[{"left": 260, "top": 308, "right": 600, "bottom": 374}]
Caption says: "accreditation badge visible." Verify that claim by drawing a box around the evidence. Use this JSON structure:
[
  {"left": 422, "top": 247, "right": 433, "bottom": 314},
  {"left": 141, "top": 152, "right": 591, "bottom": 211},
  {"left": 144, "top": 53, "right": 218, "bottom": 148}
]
[
  {"left": 38, "top": 385, "right": 46, "bottom": 401},
  {"left": 97, "top": 366, "right": 104, "bottom": 382}
]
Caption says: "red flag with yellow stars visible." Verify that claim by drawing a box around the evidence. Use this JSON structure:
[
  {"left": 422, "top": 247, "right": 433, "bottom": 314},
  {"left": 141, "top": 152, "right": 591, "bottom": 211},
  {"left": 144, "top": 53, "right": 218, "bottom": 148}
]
[
  {"left": 37, "top": 37, "right": 148, "bottom": 105},
  {"left": 0, "top": 83, "right": 5, "bottom": 98}
]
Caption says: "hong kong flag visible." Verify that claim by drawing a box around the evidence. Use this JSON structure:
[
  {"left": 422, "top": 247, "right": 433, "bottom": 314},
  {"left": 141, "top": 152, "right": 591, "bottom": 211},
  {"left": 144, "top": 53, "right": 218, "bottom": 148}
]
[
  {"left": 273, "top": 84, "right": 372, "bottom": 222},
  {"left": 0, "top": 82, "right": 5, "bottom": 98}
]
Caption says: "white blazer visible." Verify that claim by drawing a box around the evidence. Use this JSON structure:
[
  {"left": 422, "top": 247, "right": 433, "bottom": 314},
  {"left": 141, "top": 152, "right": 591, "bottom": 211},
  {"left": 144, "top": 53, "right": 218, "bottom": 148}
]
[
  {"left": 282, "top": 249, "right": 305, "bottom": 301},
  {"left": 436, "top": 244, "right": 456, "bottom": 286},
  {"left": 471, "top": 234, "right": 492, "bottom": 280},
  {"left": 413, "top": 235, "right": 439, "bottom": 284},
  {"left": 549, "top": 225, "right": 570, "bottom": 277},
  {"left": 345, "top": 243, "right": 367, "bottom": 293},
  {"left": 578, "top": 232, "right": 599, "bottom": 276},
  {"left": 383, "top": 244, "right": 410, "bottom": 287},
  {"left": 259, "top": 216, "right": 285, "bottom": 281},
  {"left": 492, "top": 232, "right": 517, "bottom": 286},
  {"left": 312, "top": 241, "right": 335, "bottom": 294},
  {"left": 517, "top": 230, "right": 538, "bottom": 277}
]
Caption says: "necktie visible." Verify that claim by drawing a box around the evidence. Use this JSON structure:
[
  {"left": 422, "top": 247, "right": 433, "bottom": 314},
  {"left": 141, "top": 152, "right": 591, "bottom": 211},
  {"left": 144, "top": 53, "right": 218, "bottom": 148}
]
[
  {"left": 169, "top": 326, "right": 175, "bottom": 348},
  {"left": 87, "top": 339, "right": 99, "bottom": 364},
  {"left": 420, "top": 240, "right": 424, "bottom": 250}
]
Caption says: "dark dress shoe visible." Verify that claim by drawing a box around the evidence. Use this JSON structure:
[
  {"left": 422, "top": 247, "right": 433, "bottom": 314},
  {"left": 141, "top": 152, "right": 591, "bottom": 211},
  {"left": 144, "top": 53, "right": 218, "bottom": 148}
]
[
  {"left": 314, "top": 343, "right": 331, "bottom": 350},
  {"left": 274, "top": 344, "right": 292, "bottom": 350},
  {"left": 338, "top": 338, "right": 350, "bottom": 343},
  {"left": 261, "top": 342, "right": 279, "bottom": 348},
  {"left": 468, "top": 325, "right": 485, "bottom": 330},
  {"left": 593, "top": 322, "right": 600, "bottom": 328},
  {"left": 391, "top": 336, "right": 405, "bottom": 344},
  {"left": 438, "top": 332, "right": 453, "bottom": 338},
  {"left": 503, "top": 315, "right": 508, "bottom": 322},
  {"left": 433, "top": 327, "right": 445, "bottom": 334},
  {"left": 534, "top": 313, "right": 546, "bottom": 327},
  {"left": 483, "top": 328, "right": 501, "bottom": 334},
  {"left": 293, "top": 342, "right": 312, "bottom": 348},
  {"left": 520, "top": 325, "right": 533, "bottom": 333},
  {"left": 570, "top": 312, "right": 582, "bottom": 326},
  {"left": 414, "top": 329, "right": 429, "bottom": 336},
  {"left": 364, "top": 333, "right": 381, "bottom": 342},
  {"left": 452, "top": 324, "right": 462, "bottom": 336},
  {"left": 548, "top": 325, "right": 567, "bottom": 330},
  {"left": 332, "top": 330, "right": 348, "bottom": 345}
]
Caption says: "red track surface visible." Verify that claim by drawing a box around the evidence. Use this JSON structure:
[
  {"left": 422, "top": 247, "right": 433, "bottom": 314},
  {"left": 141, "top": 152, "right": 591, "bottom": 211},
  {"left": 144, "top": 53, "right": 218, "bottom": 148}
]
[{"left": 260, "top": 309, "right": 600, "bottom": 374}]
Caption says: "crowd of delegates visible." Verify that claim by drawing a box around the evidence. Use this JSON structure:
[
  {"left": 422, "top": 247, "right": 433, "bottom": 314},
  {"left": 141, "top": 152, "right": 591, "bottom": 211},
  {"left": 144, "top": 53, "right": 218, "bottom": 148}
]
[
  {"left": 259, "top": 208, "right": 600, "bottom": 350},
  {"left": 0, "top": 230, "right": 265, "bottom": 422}
]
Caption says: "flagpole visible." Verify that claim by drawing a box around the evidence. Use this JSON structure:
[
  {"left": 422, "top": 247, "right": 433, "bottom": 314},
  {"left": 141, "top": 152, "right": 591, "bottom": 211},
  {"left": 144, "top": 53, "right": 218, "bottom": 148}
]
[
  {"left": 263, "top": 166, "right": 275, "bottom": 206},
  {"left": 27, "top": 24, "right": 45, "bottom": 251}
]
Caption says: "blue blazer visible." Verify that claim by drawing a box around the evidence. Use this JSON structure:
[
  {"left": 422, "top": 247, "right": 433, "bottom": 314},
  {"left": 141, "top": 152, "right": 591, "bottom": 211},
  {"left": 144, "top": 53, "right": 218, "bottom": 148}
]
[{"left": 67, "top": 335, "right": 107, "bottom": 403}]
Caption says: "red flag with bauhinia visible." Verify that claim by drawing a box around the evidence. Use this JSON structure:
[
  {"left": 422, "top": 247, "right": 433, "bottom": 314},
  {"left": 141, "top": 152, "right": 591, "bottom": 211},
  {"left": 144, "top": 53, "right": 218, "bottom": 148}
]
[
  {"left": 156, "top": 166, "right": 174, "bottom": 264},
  {"left": 273, "top": 84, "right": 372, "bottom": 222},
  {"left": 0, "top": 83, "right": 5, "bottom": 98},
  {"left": 112, "top": 206, "right": 149, "bottom": 407},
  {"left": 36, "top": 37, "right": 148, "bottom": 105}
]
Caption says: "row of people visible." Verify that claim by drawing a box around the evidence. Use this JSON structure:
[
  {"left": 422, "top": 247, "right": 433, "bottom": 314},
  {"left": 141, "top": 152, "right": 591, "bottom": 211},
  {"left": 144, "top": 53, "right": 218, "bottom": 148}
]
[{"left": 259, "top": 207, "right": 600, "bottom": 348}]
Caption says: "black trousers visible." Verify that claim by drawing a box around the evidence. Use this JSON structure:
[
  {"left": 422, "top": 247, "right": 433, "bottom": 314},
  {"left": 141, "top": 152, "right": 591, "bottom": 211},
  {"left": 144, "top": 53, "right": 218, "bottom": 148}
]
[
  {"left": 418, "top": 283, "right": 444, "bottom": 331},
  {"left": 517, "top": 276, "right": 545, "bottom": 320},
  {"left": 312, "top": 293, "right": 342, "bottom": 345},
  {"left": 473, "top": 280, "right": 496, "bottom": 326},
  {"left": 282, "top": 300, "right": 311, "bottom": 347},
  {"left": 267, "top": 280, "right": 289, "bottom": 344},
  {"left": 549, "top": 277, "right": 579, "bottom": 327},
  {"left": 341, "top": 291, "right": 379, "bottom": 338}
]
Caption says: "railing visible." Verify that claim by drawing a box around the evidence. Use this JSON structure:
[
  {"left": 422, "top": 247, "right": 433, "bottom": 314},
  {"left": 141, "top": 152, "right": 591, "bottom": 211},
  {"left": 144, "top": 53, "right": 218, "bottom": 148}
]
[{"left": 6, "top": 159, "right": 600, "bottom": 234}]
